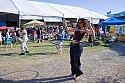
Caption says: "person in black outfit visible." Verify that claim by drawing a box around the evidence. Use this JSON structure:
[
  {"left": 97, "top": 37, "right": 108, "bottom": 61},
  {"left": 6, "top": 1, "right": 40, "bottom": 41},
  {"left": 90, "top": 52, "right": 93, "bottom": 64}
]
[
  {"left": 63, "top": 18, "right": 93, "bottom": 80},
  {"left": 36, "top": 28, "right": 41, "bottom": 43},
  {"left": 88, "top": 34, "right": 93, "bottom": 47}
]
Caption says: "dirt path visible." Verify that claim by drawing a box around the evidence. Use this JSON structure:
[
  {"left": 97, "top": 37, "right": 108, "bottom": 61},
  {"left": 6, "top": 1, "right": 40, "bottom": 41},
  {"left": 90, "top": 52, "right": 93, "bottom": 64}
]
[{"left": 0, "top": 44, "right": 125, "bottom": 83}]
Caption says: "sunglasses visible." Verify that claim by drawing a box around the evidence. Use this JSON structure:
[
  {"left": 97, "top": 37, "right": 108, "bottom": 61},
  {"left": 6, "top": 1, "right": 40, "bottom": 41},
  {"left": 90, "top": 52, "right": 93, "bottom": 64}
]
[{"left": 78, "top": 22, "right": 83, "bottom": 23}]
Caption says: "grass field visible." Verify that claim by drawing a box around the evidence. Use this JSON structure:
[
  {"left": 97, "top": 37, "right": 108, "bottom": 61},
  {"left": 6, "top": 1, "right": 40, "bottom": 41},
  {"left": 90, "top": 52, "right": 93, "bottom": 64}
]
[{"left": 0, "top": 39, "right": 107, "bottom": 60}]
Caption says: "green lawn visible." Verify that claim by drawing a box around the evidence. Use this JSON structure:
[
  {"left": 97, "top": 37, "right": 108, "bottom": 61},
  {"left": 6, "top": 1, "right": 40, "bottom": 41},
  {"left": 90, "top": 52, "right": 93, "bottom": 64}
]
[{"left": 0, "top": 39, "right": 107, "bottom": 60}]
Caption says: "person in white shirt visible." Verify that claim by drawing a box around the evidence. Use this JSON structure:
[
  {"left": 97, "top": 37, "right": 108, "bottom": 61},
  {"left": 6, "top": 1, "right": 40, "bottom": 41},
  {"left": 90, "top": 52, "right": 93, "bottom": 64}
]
[
  {"left": 0, "top": 30, "right": 2, "bottom": 46},
  {"left": 19, "top": 25, "right": 29, "bottom": 55}
]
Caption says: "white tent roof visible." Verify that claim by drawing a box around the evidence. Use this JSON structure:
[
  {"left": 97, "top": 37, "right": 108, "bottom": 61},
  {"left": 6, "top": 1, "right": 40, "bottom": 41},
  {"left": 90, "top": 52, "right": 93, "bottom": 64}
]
[
  {"left": 47, "top": 3, "right": 79, "bottom": 18},
  {"left": 20, "top": 15, "right": 42, "bottom": 20},
  {"left": 0, "top": 0, "right": 18, "bottom": 14},
  {"left": 61, "top": 5, "right": 100, "bottom": 19},
  {"left": 43, "top": 17, "right": 62, "bottom": 22},
  {"left": 20, "top": 15, "right": 62, "bottom": 22},
  {"left": 29, "top": 1, "right": 63, "bottom": 17},
  {"left": 88, "top": 10, "right": 108, "bottom": 19},
  {"left": 12, "top": 0, "right": 44, "bottom": 16},
  {"left": 0, "top": 0, "right": 108, "bottom": 23}
]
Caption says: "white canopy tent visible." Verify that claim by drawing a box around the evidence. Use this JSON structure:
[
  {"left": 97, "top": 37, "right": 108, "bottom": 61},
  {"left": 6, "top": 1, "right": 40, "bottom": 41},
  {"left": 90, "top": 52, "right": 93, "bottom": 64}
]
[
  {"left": 61, "top": 5, "right": 98, "bottom": 18},
  {"left": 20, "top": 15, "right": 62, "bottom": 22},
  {"left": 0, "top": 0, "right": 108, "bottom": 24},
  {"left": 61, "top": 5, "right": 108, "bottom": 24},
  {"left": 43, "top": 16, "right": 62, "bottom": 22},
  {"left": 46, "top": 3, "right": 79, "bottom": 18},
  {"left": 29, "top": 1, "right": 63, "bottom": 17},
  {"left": 12, "top": 0, "right": 44, "bottom": 17},
  {"left": 20, "top": 15, "right": 43, "bottom": 20},
  {"left": 28, "top": 1, "right": 63, "bottom": 22},
  {"left": 0, "top": 0, "right": 19, "bottom": 22},
  {"left": 12, "top": 0, "right": 63, "bottom": 22},
  {"left": 88, "top": 10, "right": 108, "bottom": 19},
  {"left": 0, "top": 0, "right": 18, "bottom": 14}
]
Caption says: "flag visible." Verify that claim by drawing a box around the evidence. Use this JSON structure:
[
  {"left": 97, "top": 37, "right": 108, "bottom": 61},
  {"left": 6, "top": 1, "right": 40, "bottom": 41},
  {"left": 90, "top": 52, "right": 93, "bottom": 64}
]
[{"left": 107, "top": 11, "right": 111, "bottom": 15}]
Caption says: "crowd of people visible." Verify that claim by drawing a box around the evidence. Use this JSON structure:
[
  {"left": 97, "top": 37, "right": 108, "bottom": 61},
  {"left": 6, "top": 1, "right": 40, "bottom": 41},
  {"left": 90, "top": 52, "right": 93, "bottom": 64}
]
[
  {"left": 0, "top": 23, "right": 96, "bottom": 54},
  {"left": 0, "top": 19, "right": 96, "bottom": 81}
]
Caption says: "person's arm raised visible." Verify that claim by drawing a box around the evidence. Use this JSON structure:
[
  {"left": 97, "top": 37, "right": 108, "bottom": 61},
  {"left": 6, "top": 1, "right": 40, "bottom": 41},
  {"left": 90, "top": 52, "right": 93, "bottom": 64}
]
[
  {"left": 85, "top": 26, "right": 93, "bottom": 35},
  {"left": 63, "top": 19, "right": 75, "bottom": 33}
]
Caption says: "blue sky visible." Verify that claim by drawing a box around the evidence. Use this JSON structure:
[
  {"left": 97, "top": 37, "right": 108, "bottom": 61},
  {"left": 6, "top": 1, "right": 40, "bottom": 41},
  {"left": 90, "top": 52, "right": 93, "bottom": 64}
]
[{"left": 31, "top": 0, "right": 125, "bottom": 15}]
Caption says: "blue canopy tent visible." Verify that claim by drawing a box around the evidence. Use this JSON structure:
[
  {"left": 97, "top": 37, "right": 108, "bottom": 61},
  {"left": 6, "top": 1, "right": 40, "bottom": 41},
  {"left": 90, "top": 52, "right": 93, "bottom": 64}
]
[
  {"left": 98, "top": 16, "right": 125, "bottom": 26},
  {"left": 113, "top": 11, "right": 125, "bottom": 17}
]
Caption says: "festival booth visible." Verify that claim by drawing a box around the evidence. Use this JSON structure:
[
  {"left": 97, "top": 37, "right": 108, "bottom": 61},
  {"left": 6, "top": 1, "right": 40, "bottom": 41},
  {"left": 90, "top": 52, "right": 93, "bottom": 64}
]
[
  {"left": 98, "top": 16, "right": 125, "bottom": 25},
  {"left": 98, "top": 16, "right": 125, "bottom": 43}
]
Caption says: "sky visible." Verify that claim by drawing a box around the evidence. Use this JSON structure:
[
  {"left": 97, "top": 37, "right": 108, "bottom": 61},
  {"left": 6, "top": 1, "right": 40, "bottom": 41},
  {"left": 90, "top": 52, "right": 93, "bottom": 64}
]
[{"left": 31, "top": 0, "right": 125, "bottom": 15}]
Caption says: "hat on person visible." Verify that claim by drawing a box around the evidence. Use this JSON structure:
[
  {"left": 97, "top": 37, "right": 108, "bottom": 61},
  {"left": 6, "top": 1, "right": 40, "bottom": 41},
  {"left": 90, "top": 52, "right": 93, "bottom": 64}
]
[{"left": 59, "top": 26, "right": 63, "bottom": 29}]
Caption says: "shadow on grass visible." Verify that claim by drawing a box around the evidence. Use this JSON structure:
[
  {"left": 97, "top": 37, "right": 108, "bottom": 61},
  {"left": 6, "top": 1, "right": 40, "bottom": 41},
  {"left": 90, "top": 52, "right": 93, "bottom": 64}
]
[
  {"left": 32, "top": 44, "right": 55, "bottom": 47},
  {"left": 62, "top": 41, "right": 101, "bottom": 48},
  {"left": 108, "top": 43, "right": 125, "bottom": 56},
  {"left": 0, "top": 52, "right": 18, "bottom": 56},
  {"left": 83, "top": 41, "right": 101, "bottom": 47},
  {"left": 0, "top": 75, "right": 73, "bottom": 83},
  {"left": 0, "top": 52, "right": 57, "bottom": 56},
  {"left": 26, "top": 52, "right": 57, "bottom": 56}
]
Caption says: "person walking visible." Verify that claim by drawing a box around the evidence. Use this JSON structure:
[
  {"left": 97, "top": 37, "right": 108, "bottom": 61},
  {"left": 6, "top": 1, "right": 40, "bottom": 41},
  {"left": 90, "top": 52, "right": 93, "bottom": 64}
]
[
  {"left": 0, "top": 30, "right": 2, "bottom": 46},
  {"left": 19, "top": 25, "right": 29, "bottom": 55},
  {"left": 88, "top": 27, "right": 94, "bottom": 47},
  {"left": 63, "top": 18, "right": 93, "bottom": 80},
  {"left": 36, "top": 28, "right": 42, "bottom": 43},
  {"left": 54, "top": 26, "right": 65, "bottom": 54},
  {"left": 88, "top": 34, "right": 93, "bottom": 47},
  {"left": 4, "top": 29, "right": 14, "bottom": 51}
]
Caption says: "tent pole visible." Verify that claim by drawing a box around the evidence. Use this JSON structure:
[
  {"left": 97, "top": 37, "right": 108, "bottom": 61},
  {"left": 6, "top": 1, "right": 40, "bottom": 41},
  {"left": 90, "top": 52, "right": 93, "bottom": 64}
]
[
  {"left": 19, "top": 12, "right": 21, "bottom": 28},
  {"left": 11, "top": 0, "right": 20, "bottom": 29}
]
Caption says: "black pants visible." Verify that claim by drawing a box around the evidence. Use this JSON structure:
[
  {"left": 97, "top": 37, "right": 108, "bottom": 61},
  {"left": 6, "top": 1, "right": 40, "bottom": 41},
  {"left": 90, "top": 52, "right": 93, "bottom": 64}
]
[{"left": 70, "top": 43, "right": 83, "bottom": 77}]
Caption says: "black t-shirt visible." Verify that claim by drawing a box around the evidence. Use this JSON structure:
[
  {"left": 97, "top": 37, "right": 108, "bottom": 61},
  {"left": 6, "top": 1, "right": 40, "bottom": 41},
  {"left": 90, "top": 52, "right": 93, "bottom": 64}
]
[{"left": 73, "top": 30, "right": 85, "bottom": 41}]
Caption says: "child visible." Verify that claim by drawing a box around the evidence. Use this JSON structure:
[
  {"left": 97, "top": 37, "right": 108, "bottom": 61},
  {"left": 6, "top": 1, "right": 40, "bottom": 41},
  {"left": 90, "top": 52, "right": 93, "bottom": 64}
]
[
  {"left": 11, "top": 31, "right": 17, "bottom": 45},
  {"left": 19, "top": 25, "right": 29, "bottom": 55},
  {"left": 4, "top": 29, "right": 14, "bottom": 51},
  {"left": 54, "top": 26, "right": 65, "bottom": 54}
]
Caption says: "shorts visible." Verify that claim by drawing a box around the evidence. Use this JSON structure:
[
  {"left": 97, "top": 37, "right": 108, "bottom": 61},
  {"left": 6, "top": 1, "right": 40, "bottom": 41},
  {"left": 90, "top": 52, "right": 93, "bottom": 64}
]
[{"left": 5, "top": 38, "right": 11, "bottom": 45}]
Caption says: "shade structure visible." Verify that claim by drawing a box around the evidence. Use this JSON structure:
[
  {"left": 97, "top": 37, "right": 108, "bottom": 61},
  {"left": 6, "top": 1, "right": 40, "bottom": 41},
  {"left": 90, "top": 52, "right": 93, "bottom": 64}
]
[
  {"left": 0, "top": 0, "right": 18, "bottom": 14},
  {"left": 12, "top": 0, "right": 44, "bottom": 16},
  {"left": 98, "top": 16, "right": 125, "bottom": 26},
  {"left": 24, "top": 19, "right": 44, "bottom": 26},
  {"left": 1, "top": 0, "right": 108, "bottom": 23},
  {"left": 29, "top": 1, "right": 63, "bottom": 17},
  {"left": 0, "top": 26, "right": 7, "bottom": 30},
  {"left": 113, "top": 11, "right": 125, "bottom": 17},
  {"left": 0, "top": 26, "right": 13, "bottom": 30},
  {"left": 46, "top": 3, "right": 79, "bottom": 18}
]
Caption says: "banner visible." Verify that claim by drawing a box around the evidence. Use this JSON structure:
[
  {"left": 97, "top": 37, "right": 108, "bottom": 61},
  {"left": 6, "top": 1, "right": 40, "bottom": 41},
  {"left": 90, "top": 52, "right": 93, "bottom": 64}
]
[
  {"left": 107, "top": 11, "right": 111, "bottom": 16},
  {"left": 115, "top": 27, "right": 120, "bottom": 34},
  {"left": 109, "top": 26, "right": 114, "bottom": 33},
  {"left": 119, "top": 27, "right": 122, "bottom": 34},
  {"left": 121, "top": 26, "right": 125, "bottom": 34}
]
